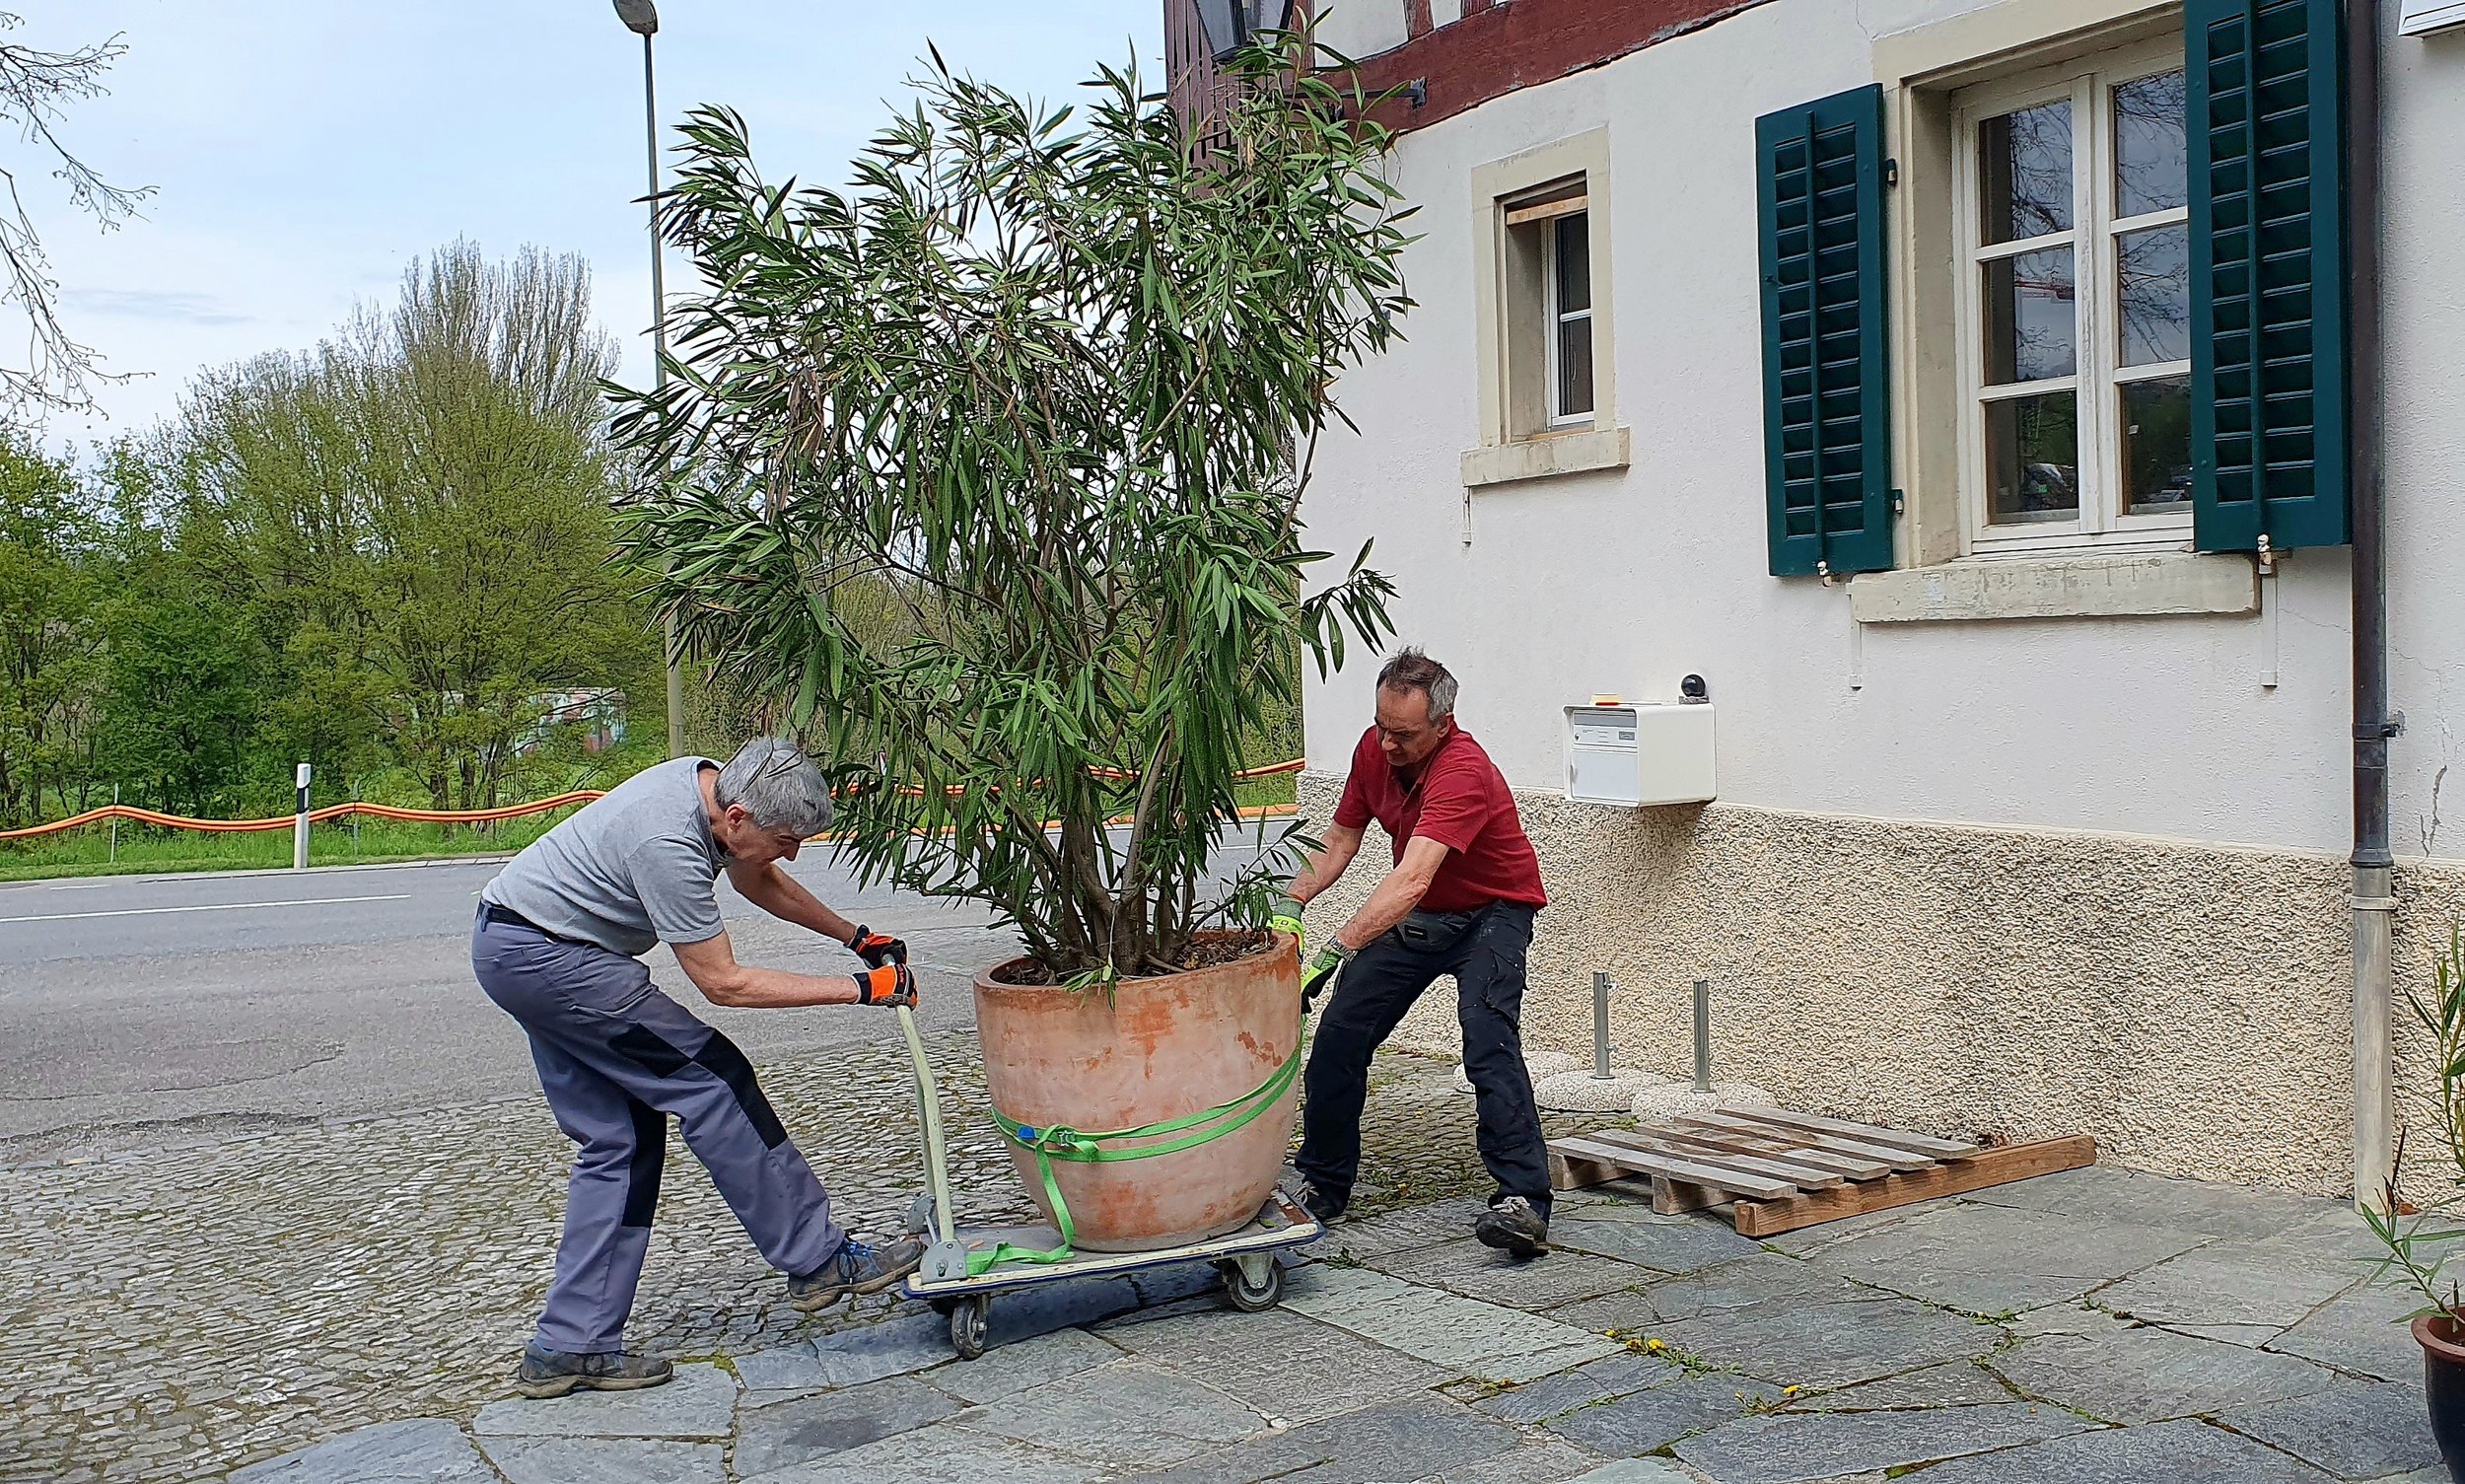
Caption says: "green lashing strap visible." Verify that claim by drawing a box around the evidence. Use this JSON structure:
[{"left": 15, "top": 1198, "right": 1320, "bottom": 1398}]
[{"left": 970, "top": 1031, "right": 1305, "bottom": 1276}]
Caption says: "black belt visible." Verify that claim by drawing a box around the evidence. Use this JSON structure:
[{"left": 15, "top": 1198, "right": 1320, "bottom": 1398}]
[{"left": 481, "top": 902, "right": 588, "bottom": 947}]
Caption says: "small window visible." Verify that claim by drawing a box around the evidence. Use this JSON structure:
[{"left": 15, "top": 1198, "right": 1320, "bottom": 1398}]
[
  {"left": 1956, "top": 45, "right": 2189, "bottom": 553},
  {"left": 1497, "top": 179, "right": 1596, "bottom": 439},
  {"left": 1547, "top": 211, "right": 1595, "bottom": 424}
]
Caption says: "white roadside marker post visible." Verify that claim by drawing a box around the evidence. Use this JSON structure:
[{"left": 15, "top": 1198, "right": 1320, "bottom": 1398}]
[{"left": 293, "top": 762, "right": 312, "bottom": 871}]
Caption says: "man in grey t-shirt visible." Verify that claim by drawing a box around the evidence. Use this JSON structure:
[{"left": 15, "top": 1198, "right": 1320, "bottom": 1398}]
[{"left": 473, "top": 738, "right": 924, "bottom": 1398}]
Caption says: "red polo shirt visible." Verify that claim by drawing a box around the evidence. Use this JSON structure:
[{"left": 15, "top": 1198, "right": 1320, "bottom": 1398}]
[{"left": 1332, "top": 725, "right": 1547, "bottom": 913}]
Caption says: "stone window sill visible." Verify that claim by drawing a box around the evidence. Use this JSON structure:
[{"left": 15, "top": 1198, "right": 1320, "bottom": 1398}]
[
  {"left": 1848, "top": 551, "right": 2259, "bottom": 623},
  {"left": 1459, "top": 426, "right": 1631, "bottom": 488}
]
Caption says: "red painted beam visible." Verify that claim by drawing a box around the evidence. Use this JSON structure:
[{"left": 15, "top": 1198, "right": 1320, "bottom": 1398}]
[{"left": 1344, "top": 0, "right": 1775, "bottom": 133}]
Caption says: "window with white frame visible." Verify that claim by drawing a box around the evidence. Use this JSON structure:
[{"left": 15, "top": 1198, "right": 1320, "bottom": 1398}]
[
  {"left": 1955, "top": 41, "right": 2190, "bottom": 553},
  {"left": 1496, "top": 179, "right": 1598, "bottom": 439},
  {"left": 1546, "top": 211, "right": 1595, "bottom": 425}
]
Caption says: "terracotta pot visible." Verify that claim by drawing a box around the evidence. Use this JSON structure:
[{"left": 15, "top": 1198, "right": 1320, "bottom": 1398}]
[
  {"left": 973, "top": 932, "right": 1302, "bottom": 1252},
  {"left": 2415, "top": 1313, "right": 2465, "bottom": 1479}
]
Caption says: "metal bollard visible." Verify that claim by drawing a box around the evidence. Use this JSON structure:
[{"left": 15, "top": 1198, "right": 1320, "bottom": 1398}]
[
  {"left": 1693, "top": 978, "right": 1714, "bottom": 1094},
  {"left": 1590, "top": 972, "right": 1613, "bottom": 1080},
  {"left": 293, "top": 762, "right": 312, "bottom": 871}
]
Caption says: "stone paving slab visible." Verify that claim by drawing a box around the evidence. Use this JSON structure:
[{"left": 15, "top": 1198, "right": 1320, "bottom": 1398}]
[
  {"left": 1805, "top": 1200, "right": 2206, "bottom": 1315},
  {"left": 733, "top": 1312, "right": 950, "bottom": 1396},
  {"left": 1793, "top": 1360, "right": 2015, "bottom": 1411},
  {"left": 1671, "top": 1399, "right": 2095, "bottom": 1482},
  {"left": 475, "top": 1436, "right": 726, "bottom": 1484},
  {"left": 1302, "top": 1196, "right": 1497, "bottom": 1261},
  {"left": 917, "top": 1325, "right": 1124, "bottom": 1405},
  {"left": 1369, "top": 1237, "right": 1651, "bottom": 1311},
  {"left": 226, "top": 1419, "right": 498, "bottom": 1484},
  {"left": 1473, "top": 1353, "right": 1688, "bottom": 1425},
  {"left": 1280, "top": 1263, "right": 1625, "bottom": 1381},
  {"left": 738, "top": 1420, "right": 1103, "bottom": 1484},
  {"left": 1433, "top": 1435, "right": 1612, "bottom": 1482},
  {"left": 2166, "top": 1319, "right": 2291, "bottom": 1347},
  {"left": 1541, "top": 1372, "right": 1782, "bottom": 1455},
  {"left": 470, "top": 1362, "right": 736, "bottom": 1440},
  {"left": 1559, "top": 1462, "right": 1695, "bottom": 1484},
  {"left": 1988, "top": 1321, "right": 2338, "bottom": 1424},
  {"left": 1649, "top": 1293, "right": 2006, "bottom": 1390},
  {"left": 730, "top": 1376, "right": 964, "bottom": 1475},
  {"left": 1546, "top": 1200, "right": 1764, "bottom": 1273},
  {"left": 2213, "top": 1376, "right": 2442, "bottom": 1480},
  {"left": 2267, "top": 1277, "right": 2428, "bottom": 1383},
  {"left": 1963, "top": 1164, "right": 2350, "bottom": 1242},
  {"left": 1125, "top": 1393, "right": 1534, "bottom": 1483},
  {"left": 2098, "top": 1245, "right": 2364, "bottom": 1330},
  {"left": 1903, "top": 1417, "right": 2340, "bottom": 1482},
  {"left": 1100, "top": 1303, "right": 1454, "bottom": 1426},
  {"left": 959, "top": 1357, "right": 1267, "bottom": 1469}
]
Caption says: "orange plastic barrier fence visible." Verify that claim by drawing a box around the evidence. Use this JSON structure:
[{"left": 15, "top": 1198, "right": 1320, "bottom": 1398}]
[{"left": 0, "top": 760, "right": 1310, "bottom": 843}]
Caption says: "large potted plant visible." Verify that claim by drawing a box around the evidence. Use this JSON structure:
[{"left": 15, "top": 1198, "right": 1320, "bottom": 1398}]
[
  {"left": 610, "top": 37, "right": 1412, "bottom": 1250},
  {"left": 2368, "top": 925, "right": 2465, "bottom": 1478}
]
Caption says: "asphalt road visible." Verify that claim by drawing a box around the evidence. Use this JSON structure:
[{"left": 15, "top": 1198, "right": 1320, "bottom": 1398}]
[
  {"left": 1, "top": 834, "right": 1282, "bottom": 1165},
  {"left": 0, "top": 854, "right": 958, "bottom": 1164}
]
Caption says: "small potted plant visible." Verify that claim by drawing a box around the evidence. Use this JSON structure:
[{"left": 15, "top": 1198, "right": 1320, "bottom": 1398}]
[
  {"left": 2367, "top": 924, "right": 2465, "bottom": 1477},
  {"left": 613, "top": 36, "right": 1412, "bottom": 1249}
]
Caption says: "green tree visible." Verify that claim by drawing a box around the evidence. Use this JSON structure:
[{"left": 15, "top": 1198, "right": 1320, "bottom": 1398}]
[
  {"left": 616, "top": 41, "right": 1409, "bottom": 979},
  {"left": 176, "top": 242, "right": 658, "bottom": 809},
  {"left": 0, "top": 429, "right": 105, "bottom": 824}
]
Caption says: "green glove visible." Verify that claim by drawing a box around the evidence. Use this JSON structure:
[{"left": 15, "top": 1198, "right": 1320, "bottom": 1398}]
[
  {"left": 1269, "top": 913, "right": 1305, "bottom": 953},
  {"left": 1300, "top": 943, "right": 1351, "bottom": 1010}
]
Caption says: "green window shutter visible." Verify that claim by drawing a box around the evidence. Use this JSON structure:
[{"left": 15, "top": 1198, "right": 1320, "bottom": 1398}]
[
  {"left": 2189, "top": 0, "right": 2349, "bottom": 552},
  {"left": 1758, "top": 84, "right": 1892, "bottom": 579}
]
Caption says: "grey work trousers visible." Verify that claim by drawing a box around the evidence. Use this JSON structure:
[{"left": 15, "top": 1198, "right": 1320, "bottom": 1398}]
[{"left": 472, "top": 908, "right": 845, "bottom": 1354}]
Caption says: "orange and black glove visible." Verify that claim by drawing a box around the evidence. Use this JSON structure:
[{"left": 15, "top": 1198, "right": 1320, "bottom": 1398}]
[
  {"left": 858, "top": 961, "right": 918, "bottom": 1007},
  {"left": 846, "top": 924, "right": 907, "bottom": 969}
]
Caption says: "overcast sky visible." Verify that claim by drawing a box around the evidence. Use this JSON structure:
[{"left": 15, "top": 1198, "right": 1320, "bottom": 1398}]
[{"left": 32, "top": 1, "right": 1162, "bottom": 455}]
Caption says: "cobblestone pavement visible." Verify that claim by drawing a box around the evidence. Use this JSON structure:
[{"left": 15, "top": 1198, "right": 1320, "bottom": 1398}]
[
  {"left": 8, "top": 1040, "right": 2452, "bottom": 1484},
  {"left": 0, "top": 1029, "right": 1525, "bottom": 1484}
]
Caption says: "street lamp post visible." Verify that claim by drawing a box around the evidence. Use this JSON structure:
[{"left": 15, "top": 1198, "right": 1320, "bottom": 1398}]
[{"left": 613, "top": 0, "right": 688, "bottom": 759}]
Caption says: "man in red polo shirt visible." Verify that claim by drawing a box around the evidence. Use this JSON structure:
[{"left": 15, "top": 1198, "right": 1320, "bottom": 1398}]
[{"left": 1275, "top": 648, "right": 1554, "bottom": 1257}]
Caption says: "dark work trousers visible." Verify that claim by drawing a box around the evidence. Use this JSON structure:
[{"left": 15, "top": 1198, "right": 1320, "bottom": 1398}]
[
  {"left": 471, "top": 908, "right": 845, "bottom": 1354},
  {"left": 1295, "top": 902, "right": 1551, "bottom": 1213}
]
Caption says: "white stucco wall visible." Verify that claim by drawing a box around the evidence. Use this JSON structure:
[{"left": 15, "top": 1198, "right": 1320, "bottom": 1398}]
[
  {"left": 1309, "top": 0, "right": 1411, "bottom": 63},
  {"left": 1301, "top": 0, "right": 2465, "bottom": 864}
]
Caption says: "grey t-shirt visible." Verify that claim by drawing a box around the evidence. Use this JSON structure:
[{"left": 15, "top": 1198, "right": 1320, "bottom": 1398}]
[{"left": 482, "top": 756, "right": 732, "bottom": 956}]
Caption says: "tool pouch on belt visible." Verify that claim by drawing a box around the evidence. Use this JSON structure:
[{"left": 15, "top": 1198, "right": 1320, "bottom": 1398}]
[{"left": 1393, "top": 904, "right": 1486, "bottom": 955}]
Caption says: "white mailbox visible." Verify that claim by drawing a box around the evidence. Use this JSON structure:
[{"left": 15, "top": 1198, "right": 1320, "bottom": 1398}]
[{"left": 1563, "top": 701, "right": 1717, "bottom": 807}]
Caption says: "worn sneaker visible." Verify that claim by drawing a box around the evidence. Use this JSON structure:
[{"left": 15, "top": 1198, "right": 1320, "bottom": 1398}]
[
  {"left": 1292, "top": 1178, "right": 1348, "bottom": 1226},
  {"left": 1474, "top": 1195, "right": 1550, "bottom": 1260},
  {"left": 512, "top": 1345, "right": 672, "bottom": 1399},
  {"left": 787, "top": 1236, "right": 927, "bottom": 1310}
]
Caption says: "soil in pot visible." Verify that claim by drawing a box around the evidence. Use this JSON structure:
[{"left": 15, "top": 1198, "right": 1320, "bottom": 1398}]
[{"left": 974, "top": 931, "right": 1302, "bottom": 1252}]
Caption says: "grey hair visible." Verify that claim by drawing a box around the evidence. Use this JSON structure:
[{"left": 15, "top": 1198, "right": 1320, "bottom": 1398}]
[
  {"left": 714, "top": 737, "right": 835, "bottom": 836},
  {"left": 1376, "top": 647, "right": 1458, "bottom": 724}
]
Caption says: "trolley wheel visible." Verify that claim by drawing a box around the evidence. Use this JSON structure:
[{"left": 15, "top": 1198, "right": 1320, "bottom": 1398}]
[
  {"left": 950, "top": 1296, "right": 991, "bottom": 1360},
  {"left": 1221, "top": 1258, "right": 1284, "bottom": 1313}
]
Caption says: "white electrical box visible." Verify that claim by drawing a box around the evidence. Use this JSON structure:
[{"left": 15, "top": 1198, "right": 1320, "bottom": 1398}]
[{"left": 1564, "top": 702, "right": 1717, "bottom": 807}]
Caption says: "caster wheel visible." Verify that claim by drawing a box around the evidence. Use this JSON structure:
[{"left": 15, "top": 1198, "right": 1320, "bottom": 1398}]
[
  {"left": 1222, "top": 1259, "right": 1284, "bottom": 1313},
  {"left": 950, "top": 1296, "right": 990, "bottom": 1360}
]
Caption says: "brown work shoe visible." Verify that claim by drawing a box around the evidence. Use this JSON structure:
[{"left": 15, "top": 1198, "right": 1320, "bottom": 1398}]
[
  {"left": 787, "top": 1236, "right": 927, "bottom": 1311},
  {"left": 512, "top": 1345, "right": 673, "bottom": 1398}
]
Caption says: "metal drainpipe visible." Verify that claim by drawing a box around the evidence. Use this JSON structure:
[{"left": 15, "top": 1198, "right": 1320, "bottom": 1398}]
[{"left": 2347, "top": 0, "right": 2394, "bottom": 1210}]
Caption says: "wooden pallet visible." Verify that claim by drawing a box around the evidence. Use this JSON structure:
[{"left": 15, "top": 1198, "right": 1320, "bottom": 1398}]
[{"left": 1547, "top": 1106, "right": 2095, "bottom": 1237}]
